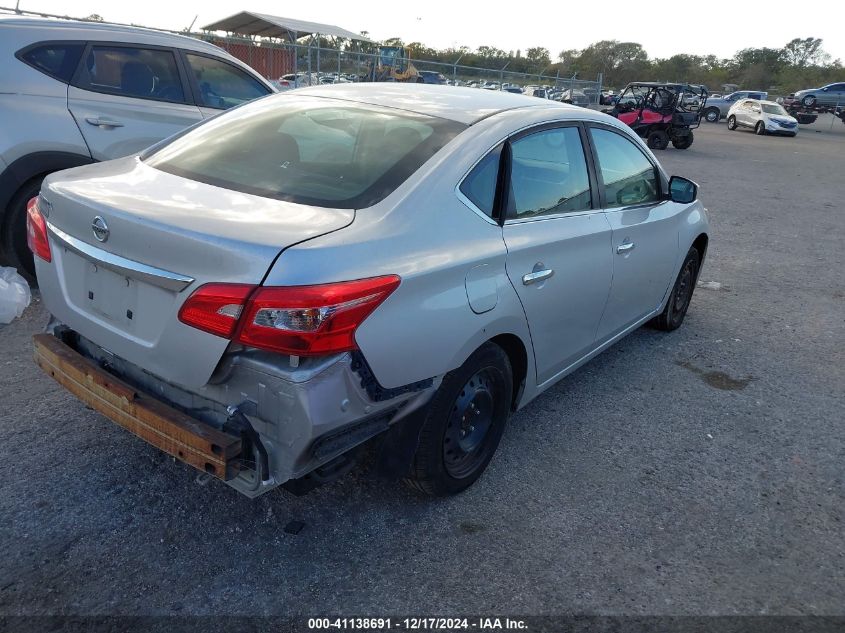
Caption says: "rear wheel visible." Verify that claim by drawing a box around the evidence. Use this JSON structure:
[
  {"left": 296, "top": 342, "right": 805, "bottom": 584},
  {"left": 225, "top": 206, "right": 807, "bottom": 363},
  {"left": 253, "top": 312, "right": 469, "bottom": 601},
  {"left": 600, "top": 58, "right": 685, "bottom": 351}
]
[
  {"left": 755, "top": 121, "right": 766, "bottom": 135},
  {"left": 1, "top": 177, "right": 42, "bottom": 283},
  {"left": 405, "top": 343, "right": 512, "bottom": 496},
  {"left": 671, "top": 131, "right": 694, "bottom": 149},
  {"left": 646, "top": 129, "right": 670, "bottom": 150},
  {"left": 704, "top": 108, "right": 720, "bottom": 123},
  {"left": 651, "top": 246, "right": 700, "bottom": 332},
  {"left": 727, "top": 115, "right": 738, "bottom": 130}
]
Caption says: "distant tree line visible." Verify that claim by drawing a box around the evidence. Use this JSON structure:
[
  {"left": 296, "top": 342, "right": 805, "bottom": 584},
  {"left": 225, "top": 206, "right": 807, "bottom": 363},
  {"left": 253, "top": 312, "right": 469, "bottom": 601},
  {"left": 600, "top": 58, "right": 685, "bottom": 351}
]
[{"left": 351, "top": 35, "right": 842, "bottom": 93}]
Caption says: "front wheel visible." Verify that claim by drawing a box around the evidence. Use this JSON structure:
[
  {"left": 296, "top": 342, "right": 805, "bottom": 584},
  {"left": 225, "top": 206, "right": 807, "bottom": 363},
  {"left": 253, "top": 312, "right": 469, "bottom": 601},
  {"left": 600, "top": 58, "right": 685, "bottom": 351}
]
[
  {"left": 405, "top": 343, "right": 513, "bottom": 496},
  {"left": 727, "top": 115, "right": 738, "bottom": 130},
  {"left": 671, "top": 131, "right": 694, "bottom": 149},
  {"left": 801, "top": 95, "right": 816, "bottom": 107},
  {"left": 755, "top": 121, "right": 766, "bottom": 135},
  {"left": 704, "top": 108, "right": 720, "bottom": 123},
  {"left": 651, "top": 246, "right": 700, "bottom": 331}
]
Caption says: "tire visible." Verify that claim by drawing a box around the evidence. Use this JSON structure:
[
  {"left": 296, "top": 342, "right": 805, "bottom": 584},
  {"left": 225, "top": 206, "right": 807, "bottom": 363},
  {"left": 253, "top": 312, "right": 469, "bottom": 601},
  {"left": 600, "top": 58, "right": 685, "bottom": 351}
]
[
  {"left": 1, "top": 177, "right": 42, "bottom": 283},
  {"left": 651, "top": 247, "right": 700, "bottom": 332},
  {"left": 755, "top": 121, "right": 766, "bottom": 135},
  {"left": 671, "top": 131, "right": 694, "bottom": 149},
  {"left": 704, "top": 108, "right": 720, "bottom": 123},
  {"left": 801, "top": 95, "right": 816, "bottom": 107},
  {"left": 727, "top": 115, "right": 738, "bottom": 130},
  {"left": 405, "top": 342, "right": 513, "bottom": 496},
  {"left": 646, "top": 129, "right": 670, "bottom": 150}
]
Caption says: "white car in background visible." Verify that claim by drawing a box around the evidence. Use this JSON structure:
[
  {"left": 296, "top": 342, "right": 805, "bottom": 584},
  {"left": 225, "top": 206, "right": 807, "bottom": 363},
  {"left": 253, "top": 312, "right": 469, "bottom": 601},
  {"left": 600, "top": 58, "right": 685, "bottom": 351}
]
[{"left": 726, "top": 99, "right": 799, "bottom": 136}]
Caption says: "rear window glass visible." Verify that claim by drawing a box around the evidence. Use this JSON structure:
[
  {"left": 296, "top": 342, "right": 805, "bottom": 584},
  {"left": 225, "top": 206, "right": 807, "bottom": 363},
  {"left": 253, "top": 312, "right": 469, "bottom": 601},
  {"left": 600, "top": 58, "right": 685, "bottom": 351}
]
[
  {"left": 81, "top": 46, "right": 185, "bottom": 103},
  {"left": 145, "top": 96, "right": 465, "bottom": 209},
  {"left": 18, "top": 43, "right": 84, "bottom": 82}
]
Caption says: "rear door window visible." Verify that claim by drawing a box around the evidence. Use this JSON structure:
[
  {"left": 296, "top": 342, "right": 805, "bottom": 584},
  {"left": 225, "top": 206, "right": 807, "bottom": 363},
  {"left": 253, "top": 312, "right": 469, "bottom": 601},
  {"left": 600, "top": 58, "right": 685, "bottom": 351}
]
[
  {"left": 183, "top": 53, "right": 269, "bottom": 109},
  {"left": 17, "top": 42, "right": 85, "bottom": 82},
  {"left": 506, "top": 127, "right": 592, "bottom": 219},
  {"left": 79, "top": 45, "right": 186, "bottom": 103}
]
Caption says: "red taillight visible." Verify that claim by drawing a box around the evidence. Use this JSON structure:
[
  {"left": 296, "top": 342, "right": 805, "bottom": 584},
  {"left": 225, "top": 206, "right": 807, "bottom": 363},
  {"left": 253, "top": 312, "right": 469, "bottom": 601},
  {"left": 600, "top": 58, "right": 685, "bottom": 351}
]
[
  {"left": 178, "top": 276, "right": 400, "bottom": 356},
  {"left": 177, "top": 283, "right": 253, "bottom": 338},
  {"left": 26, "top": 196, "right": 51, "bottom": 262}
]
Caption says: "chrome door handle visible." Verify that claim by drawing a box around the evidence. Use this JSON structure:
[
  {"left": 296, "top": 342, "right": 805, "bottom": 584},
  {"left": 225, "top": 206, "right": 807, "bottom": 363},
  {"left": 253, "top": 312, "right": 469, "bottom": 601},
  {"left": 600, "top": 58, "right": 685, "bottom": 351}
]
[
  {"left": 85, "top": 117, "right": 124, "bottom": 128},
  {"left": 616, "top": 241, "right": 636, "bottom": 254},
  {"left": 522, "top": 268, "right": 554, "bottom": 285}
]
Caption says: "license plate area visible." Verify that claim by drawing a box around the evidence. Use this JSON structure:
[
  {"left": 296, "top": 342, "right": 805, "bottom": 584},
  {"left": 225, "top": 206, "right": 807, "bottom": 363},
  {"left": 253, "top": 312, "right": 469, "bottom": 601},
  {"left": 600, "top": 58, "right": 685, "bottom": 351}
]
[{"left": 85, "top": 262, "right": 138, "bottom": 325}]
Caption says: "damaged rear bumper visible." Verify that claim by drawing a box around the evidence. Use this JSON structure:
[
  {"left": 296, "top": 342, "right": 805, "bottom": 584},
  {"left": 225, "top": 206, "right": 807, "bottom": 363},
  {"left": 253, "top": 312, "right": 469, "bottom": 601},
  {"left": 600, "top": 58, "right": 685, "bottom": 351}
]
[{"left": 34, "top": 324, "right": 439, "bottom": 497}]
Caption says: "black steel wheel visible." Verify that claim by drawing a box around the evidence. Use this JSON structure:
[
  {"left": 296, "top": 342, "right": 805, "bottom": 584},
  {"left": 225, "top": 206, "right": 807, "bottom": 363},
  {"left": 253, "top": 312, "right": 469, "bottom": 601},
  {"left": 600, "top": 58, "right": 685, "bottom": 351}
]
[
  {"left": 727, "top": 115, "right": 738, "bottom": 130},
  {"left": 405, "top": 342, "right": 512, "bottom": 496},
  {"left": 651, "top": 246, "right": 700, "bottom": 332},
  {"left": 442, "top": 368, "right": 497, "bottom": 479}
]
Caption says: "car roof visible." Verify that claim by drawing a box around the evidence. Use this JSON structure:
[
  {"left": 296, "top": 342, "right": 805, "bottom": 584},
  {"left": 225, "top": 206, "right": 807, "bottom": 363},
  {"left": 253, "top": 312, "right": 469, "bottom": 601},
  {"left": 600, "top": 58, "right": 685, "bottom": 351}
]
[
  {"left": 293, "top": 84, "right": 572, "bottom": 125},
  {"left": 625, "top": 82, "right": 696, "bottom": 89},
  {"left": 0, "top": 15, "right": 225, "bottom": 56},
  {"left": 741, "top": 99, "right": 780, "bottom": 106}
]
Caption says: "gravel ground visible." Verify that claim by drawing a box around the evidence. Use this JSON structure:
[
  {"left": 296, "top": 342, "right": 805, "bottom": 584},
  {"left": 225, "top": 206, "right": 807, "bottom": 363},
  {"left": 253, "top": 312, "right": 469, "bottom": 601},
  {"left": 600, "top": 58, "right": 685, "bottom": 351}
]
[{"left": 0, "top": 120, "right": 843, "bottom": 621}]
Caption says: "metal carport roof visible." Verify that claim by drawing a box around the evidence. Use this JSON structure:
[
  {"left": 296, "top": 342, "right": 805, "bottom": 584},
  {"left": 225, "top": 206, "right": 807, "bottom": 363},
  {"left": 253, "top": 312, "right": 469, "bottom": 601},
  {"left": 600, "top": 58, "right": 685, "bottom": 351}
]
[{"left": 201, "top": 11, "right": 373, "bottom": 43}]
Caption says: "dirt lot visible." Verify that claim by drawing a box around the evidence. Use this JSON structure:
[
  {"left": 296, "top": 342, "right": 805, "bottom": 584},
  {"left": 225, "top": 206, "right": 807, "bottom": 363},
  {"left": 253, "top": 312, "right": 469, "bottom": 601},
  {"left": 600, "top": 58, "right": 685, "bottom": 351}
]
[{"left": 0, "top": 120, "right": 843, "bottom": 622}]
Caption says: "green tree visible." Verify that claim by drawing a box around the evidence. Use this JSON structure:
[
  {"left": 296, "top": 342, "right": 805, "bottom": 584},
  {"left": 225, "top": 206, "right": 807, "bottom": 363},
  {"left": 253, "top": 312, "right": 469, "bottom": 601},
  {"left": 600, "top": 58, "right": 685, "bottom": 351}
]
[
  {"left": 526, "top": 46, "right": 551, "bottom": 70},
  {"left": 783, "top": 37, "right": 829, "bottom": 67}
]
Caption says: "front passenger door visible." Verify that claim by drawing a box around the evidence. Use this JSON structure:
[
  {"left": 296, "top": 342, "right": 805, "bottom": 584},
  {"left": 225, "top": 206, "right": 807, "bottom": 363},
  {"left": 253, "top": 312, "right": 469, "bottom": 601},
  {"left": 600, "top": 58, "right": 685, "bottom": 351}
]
[
  {"left": 589, "top": 126, "right": 680, "bottom": 342},
  {"left": 180, "top": 52, "right": 272, "bottom": 118}
]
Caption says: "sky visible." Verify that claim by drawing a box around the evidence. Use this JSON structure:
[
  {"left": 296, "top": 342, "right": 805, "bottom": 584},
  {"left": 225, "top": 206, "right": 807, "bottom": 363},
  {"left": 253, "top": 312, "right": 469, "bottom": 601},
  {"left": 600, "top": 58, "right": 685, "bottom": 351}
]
[{"left": 11, "top": 0, "right": 845, "bottom": 65}]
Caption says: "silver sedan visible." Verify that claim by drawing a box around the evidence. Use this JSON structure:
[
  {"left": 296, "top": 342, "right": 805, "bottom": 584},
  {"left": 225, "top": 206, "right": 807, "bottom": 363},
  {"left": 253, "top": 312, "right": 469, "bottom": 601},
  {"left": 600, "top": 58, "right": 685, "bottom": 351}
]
[{"left": 30, "top": 85, "right": 709, "bottom": 497}]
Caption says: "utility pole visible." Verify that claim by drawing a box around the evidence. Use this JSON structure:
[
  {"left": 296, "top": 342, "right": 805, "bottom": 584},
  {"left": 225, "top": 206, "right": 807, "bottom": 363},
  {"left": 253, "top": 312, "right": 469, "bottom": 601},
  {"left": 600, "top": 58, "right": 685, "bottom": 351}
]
[{"left": 452, "top": 52, "right": 465, "bottom": 84}]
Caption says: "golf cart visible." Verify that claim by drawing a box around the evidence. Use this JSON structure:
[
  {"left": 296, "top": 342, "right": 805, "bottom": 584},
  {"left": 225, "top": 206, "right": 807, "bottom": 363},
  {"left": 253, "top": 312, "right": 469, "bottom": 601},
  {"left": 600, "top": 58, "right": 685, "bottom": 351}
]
[{"left": 605, "top": 82, "right": 708, "bottom": 150}]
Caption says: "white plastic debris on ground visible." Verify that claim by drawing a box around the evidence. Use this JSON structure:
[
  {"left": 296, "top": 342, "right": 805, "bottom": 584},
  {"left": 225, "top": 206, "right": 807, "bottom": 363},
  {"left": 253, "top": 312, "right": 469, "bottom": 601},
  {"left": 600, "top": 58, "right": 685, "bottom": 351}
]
[{"left": 0, "top": 267, "right": 31, "bottom": 324}]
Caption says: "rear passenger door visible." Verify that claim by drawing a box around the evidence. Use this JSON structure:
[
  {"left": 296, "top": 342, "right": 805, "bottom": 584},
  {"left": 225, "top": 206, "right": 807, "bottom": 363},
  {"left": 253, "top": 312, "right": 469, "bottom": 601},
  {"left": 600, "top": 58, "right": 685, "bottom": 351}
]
[
  {"left": 499, "top": 124, "right": 613, "bottom": 384},
  {"left": 734, "top": 100, "right": 751, "bottom": 126},
  {"left": 67, "top": 43, "right": 202, "bottom": 160},
  {"left": 588, "top": 125, "right": 679, "bottom": 342}
]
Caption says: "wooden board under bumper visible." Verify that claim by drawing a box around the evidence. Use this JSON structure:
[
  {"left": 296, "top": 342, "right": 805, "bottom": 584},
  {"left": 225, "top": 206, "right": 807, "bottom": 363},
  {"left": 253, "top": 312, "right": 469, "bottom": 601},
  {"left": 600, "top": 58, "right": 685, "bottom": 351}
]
[{"left": 33, "top": 333, "right": 242, "bottom": 480}]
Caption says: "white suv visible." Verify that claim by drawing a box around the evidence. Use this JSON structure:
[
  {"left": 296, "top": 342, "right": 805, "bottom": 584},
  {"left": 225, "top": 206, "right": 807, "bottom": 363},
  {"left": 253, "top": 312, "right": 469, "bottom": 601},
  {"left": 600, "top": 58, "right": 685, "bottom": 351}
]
[{"left": 0, "top": 16, "right": 274, "bottom": 278}]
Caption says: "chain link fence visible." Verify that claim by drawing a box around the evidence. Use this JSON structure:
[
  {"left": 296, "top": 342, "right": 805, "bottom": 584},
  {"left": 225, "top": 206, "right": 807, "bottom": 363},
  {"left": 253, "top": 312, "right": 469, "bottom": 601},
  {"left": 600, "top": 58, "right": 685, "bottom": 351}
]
[
  {"left": 0, "top": 6, "right": 603, "bottom": 105},
  {"left": 196, "top": 34, "right": 603, "bottom": 106}
]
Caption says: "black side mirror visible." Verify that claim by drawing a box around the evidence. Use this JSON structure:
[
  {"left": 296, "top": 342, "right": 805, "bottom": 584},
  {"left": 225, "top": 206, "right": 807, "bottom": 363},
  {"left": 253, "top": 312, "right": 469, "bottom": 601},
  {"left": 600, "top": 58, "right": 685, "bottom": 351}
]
[{"left": 668, "top": 176, "right": 698, "bottom": 203}]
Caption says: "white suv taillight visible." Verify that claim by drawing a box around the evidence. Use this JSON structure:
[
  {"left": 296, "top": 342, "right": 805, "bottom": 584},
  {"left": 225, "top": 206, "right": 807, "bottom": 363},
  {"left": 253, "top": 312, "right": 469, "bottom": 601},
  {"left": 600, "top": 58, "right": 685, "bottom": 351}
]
[{"left": 178, "top": 276, "right": 400, "bottom": 356}]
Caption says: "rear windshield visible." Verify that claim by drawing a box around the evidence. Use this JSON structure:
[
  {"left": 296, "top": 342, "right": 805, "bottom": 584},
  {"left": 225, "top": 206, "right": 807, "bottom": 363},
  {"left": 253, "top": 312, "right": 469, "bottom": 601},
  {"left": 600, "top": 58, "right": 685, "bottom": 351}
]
[{"left": 145, "top": 95, "right": 465, "bottom": 208}]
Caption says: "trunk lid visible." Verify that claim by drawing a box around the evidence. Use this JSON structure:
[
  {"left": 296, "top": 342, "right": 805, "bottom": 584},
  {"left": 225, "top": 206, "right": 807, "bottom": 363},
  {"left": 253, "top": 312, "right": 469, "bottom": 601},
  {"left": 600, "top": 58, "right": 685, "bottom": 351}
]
[{"left": 38, "top": 156, "right": 354, "bottom": 388}]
